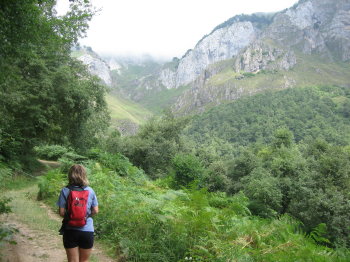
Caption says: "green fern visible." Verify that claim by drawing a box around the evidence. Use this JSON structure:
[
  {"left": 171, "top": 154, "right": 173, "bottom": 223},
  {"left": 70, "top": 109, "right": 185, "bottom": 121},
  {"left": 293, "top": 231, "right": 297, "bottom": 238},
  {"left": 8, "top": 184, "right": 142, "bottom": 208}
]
[{"left": 309, "top": 223, "right": 331, "bottom": 245}]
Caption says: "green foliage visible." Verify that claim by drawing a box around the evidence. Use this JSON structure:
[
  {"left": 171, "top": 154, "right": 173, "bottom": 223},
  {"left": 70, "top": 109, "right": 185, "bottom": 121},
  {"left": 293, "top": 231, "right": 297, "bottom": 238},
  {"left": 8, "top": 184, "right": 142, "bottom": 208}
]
[
  {"left": 58, "top": 151, "right": 89, "bottom": 173},
  {"left": 204, "top": 161, "right": 231, "bottom": 192},
  {"left": 185, "top": 86, "right": 350, "bottom": 150},
  {"left": 0, "top": 162, "right": 16, "bottom": 250},
  {"left": 309, "top": 223, "right": 331, "bottom": 245},
  {"left": 122, "top": 111, "right": 189, "bottom": 177},
  {"left": 225, "top": 135, "right": 349, "bottom": 246},
  {"left": 272, "top": 128, "right": 294, "bottom": 148},
  {"left": 34, "top": 145, "right": 69, "bottom": 160},
  {"left": 227, "top": 148, "right": 260, "bottom": 182},
  {"left": 171, "top": 154, "right": 204, "bottom": 188},
  {"left": 38, "top": 158, "right": 350, "bottom": 261},
  {"left": 99, "top": 130, "right": 123, "bottom": 154},
  {"left": 37, "top": 169, "right": 66, "bottom": 202},
  {"left": 0, "top": 197, "right": 11, "bottom": 215},
  {"left": 0, "top": 0, "right": 109, "bottom": 164},
  {"left": 91, "top": 150, "right": 144, "bottom": 179},
  {"left": 0, "top": 162, "right": 12, "bottom": 187},
  {"left": 241, "top": 167, "right": 283, "bottom": 217}
]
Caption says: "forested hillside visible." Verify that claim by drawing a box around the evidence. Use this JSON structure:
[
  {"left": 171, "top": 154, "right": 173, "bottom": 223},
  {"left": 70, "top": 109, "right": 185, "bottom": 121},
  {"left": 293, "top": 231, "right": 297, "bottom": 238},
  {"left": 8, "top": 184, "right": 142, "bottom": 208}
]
[{"left": 185, "top": 86, "right": 350, "bottom": 152}]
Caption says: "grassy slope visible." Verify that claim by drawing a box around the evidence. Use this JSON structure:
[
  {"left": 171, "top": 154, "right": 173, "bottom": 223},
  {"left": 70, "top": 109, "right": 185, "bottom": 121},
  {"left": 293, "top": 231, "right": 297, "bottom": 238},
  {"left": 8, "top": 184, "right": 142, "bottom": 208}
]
[
  {"left": 70, "top": 50, "right": 153, "bottom": 125},
  {"left": 138, "top": 85, "right": 191, "bottom": 114},
  {"left": 106, "top": 93, "right": 152, "bottom": 125},
  {"left": 111, "top": 60, "right": 190, "bottom": 114}
]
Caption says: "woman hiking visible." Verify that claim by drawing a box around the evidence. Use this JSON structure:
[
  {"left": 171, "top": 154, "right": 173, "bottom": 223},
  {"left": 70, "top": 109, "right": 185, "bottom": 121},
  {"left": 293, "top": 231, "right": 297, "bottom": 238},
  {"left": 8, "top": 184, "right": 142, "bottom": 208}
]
[{"left": 57, "top": 164, "right": 99, "bottom": 262}]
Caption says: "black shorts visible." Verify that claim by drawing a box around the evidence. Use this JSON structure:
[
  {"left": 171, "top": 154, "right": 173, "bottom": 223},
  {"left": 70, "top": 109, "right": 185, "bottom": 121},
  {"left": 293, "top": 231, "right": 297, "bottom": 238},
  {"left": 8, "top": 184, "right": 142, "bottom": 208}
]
[{"left": 63, "top": 230, "right": 94, "bottom": 249}]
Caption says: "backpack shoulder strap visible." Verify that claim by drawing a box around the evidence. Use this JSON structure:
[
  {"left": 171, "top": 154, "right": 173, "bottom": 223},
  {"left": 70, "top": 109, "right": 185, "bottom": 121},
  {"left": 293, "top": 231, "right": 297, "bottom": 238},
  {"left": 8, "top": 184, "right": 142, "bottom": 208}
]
[{"left": 67, "top": 185, "right": 86, "bottom": 192}]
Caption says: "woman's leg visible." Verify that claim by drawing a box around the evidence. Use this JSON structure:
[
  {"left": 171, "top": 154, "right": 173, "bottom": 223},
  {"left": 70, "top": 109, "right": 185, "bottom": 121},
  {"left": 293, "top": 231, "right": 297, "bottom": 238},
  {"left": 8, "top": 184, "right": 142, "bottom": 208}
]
[
  {"left": 79, "top": 248, "right": 92, "bottom": 262},
  {"left": 65, "top": 247, "right": 79, "bottom": 262}
]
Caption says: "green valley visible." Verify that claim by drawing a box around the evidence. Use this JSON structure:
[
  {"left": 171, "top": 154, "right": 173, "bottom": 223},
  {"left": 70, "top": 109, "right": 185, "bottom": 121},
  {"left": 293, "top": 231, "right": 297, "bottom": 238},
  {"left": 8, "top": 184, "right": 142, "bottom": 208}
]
[{"left": 106, "top": 93, "right": 152, "bottom": 126}]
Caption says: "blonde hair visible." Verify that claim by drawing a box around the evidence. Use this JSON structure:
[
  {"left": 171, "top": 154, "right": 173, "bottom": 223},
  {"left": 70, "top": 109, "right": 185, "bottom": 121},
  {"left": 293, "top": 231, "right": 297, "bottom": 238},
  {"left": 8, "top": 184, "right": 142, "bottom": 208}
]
[{"left": 68, "top": 164, "right": 89, "bottom": 186}]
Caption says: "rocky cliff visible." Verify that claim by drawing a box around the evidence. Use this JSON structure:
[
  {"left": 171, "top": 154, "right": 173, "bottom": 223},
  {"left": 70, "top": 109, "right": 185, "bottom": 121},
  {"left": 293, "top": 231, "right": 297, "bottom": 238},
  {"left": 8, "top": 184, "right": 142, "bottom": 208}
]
[
  {"left": 158, "top": 19, "right": 265, "bottom": 89},
  {"left": 265, "top": 0, "right": 350, "bottom": 60},
  {"left": 74, "top": 47, "right": 112, "bottom": 86},
  {"left": 170, "top": 0, "right": 350, "bottom": 114}
]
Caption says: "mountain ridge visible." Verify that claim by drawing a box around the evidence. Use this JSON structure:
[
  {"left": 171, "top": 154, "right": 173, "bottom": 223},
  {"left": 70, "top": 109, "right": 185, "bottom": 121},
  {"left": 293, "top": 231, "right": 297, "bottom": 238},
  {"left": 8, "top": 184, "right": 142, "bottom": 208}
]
[
  {"left": 166, "top": 0, "right": 350, "bottom": 113},
  {"left": 73, "top": 0, "right": 350, "bottom": 117}
]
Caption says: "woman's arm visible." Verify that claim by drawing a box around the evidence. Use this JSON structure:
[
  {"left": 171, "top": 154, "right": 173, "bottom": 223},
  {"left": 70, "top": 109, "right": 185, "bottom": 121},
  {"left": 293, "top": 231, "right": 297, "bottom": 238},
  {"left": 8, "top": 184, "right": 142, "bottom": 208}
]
[
  {"left": 91, "top": 206, "right": 99, "bottom": 216},
  {"left": 59, "top": 207, "right": 65, "bottom": 217}
]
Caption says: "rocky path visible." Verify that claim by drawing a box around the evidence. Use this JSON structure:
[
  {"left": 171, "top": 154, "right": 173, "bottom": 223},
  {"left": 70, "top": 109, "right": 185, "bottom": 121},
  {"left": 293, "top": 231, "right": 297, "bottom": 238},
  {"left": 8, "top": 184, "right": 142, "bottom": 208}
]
[{"left": 0, "top": 185, "right": 114, "bottom": 262}]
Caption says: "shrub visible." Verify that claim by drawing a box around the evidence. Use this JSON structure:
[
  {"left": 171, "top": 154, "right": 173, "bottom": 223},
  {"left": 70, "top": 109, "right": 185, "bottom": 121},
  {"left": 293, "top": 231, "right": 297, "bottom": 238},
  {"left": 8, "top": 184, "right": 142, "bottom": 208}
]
[
  {"left": 34, "top": 145, "right": 69, "bottom": 160},
  {"left": 242, "top": 167, "right": 283, "bottom": 217},
  {"left": 171, "top": 154, "right": 204, "bottom": 188},
  {"left": 242, "top": 72, "right": 255, "bottom": 78},
  {"left": 204, "top": 161, "right": 231, "bottom": 192},
  {"left": 37, "top": 169, "right": 66, "bottom": 202},
  {"left": 0, "top": 162, "right": 12, "bottom": 187}
]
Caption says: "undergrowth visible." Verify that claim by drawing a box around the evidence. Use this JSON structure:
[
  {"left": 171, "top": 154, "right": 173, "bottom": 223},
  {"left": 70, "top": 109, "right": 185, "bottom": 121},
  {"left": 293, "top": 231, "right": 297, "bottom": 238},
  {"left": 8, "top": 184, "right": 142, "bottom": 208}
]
[{"left": 37, "top": 156, "right": 350, "bottom": 262}]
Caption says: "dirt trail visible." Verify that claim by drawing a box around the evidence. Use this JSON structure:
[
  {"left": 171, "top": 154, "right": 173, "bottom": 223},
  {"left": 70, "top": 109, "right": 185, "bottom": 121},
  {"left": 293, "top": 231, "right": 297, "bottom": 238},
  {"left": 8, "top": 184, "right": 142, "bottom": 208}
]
[
  {"left": 0, "top": 186, "right": 114, "bottom": 262},
  {"left": 2, "top": 216, "right": 66, "bottom": 262}
]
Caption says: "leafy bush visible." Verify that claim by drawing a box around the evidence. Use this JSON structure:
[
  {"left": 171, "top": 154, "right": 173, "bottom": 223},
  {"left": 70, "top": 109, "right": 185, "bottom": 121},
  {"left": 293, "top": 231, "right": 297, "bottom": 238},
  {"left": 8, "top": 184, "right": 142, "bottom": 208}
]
[
  {"left": 34, "top": 145, "right": 69, "bottom": 160},
  {"left": 242, "top": 167, "right": 283, "bottom": 217},
  {"left": 0, "top": 163, "right": 14, "bottom": 250},
  {"left": 204, "top": 161, "right": 231, "bottom": 192},
  {"left": 37, "top": 169, "right": 66, "bottom": 202},
  {"left": 0, "top": 163, "right": 12, "bottom": 187},
  {"left": 0, "top": 197, "right": 11, "bottom": 215},
  {"left": 122, "top": 111, "right": 188, "bottom": 177},
  {"left": 94, "top": 151, "right": 131, "bottom": 176},
  {"left": 171, "top": 154, "right": 204, "bottom": 188},
  {"left": 242, "top": 72, "right": 255, "bottom": 78},
  {"left": 58, "top": 151, "right": 88, "bottom": 172}
]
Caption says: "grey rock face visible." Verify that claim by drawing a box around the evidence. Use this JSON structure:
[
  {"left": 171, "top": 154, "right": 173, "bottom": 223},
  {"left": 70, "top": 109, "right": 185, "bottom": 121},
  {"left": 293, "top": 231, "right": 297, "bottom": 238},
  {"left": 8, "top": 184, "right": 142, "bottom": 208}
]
[
  {"left": 233, "top": 42, "right": 297, "bottom": 72},
  {"left": 159, "top": 21, "right": 258, "bottom": 89},
  {"left": 266, "top": 0, "right": 350, "bottom": 60},
  {"left": 170, "top": 0, "right": 350, "bottom": 114},
  {"left": 77, "top": 54, "right": 112, "bottom": 86},
  {"left": 107, "top": 58, "right": 122, "bottom": 72},
  {"left": 159, "top": 68, "right": 177, "bottom": 89},
  {"left": 324, "top": 4, "right": 350, "bottom": 60}
]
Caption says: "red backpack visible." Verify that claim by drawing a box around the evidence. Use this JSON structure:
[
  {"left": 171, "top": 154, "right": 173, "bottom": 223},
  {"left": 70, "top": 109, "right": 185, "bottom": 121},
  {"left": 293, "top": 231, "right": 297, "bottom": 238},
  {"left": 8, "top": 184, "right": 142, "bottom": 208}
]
[{"left": 66, "top": 186, "right": 90, "bottom": 227}]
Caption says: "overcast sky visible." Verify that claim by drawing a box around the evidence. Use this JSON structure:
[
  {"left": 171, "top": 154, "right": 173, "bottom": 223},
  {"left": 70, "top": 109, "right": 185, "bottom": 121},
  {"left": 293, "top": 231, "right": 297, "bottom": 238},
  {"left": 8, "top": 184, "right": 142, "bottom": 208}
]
[{"left": 56, "top": 0, "right": 299, "bottom": 59}]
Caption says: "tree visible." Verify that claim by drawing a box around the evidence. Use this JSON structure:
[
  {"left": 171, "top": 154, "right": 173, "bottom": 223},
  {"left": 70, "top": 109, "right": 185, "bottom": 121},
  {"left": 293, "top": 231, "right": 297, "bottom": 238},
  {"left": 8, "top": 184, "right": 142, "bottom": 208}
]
[
  {"left": 171, "top": 154, "right": 204, "bottom": 188},
  {"left": 0, "top": 0, "right": 109, "bottom": 163},
  {"left": 123, "top": 111, "right": 188, "bottom": 177},
  {"left": 204, "top": 160, "right": 231, "bottom": 192},
  {"left": 272, "top": 128, "right": 294, "bottom": 149},
  {"left": 241, "top": 167, "right": 283, "bottom": 217}
]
